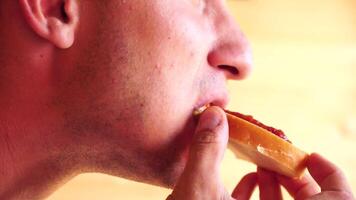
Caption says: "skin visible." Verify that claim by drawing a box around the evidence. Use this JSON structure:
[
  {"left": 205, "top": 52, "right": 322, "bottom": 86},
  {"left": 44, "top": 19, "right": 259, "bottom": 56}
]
[
  {"left": 0, "top": 0, "right": 353, "bottom": 199},
  {"left": 168, "top": 107, "right": 355, "bottom": 200}
]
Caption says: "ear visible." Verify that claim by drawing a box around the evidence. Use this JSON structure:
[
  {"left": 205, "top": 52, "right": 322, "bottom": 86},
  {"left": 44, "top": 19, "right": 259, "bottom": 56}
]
[{"left": 19, "top": 0, "right": 79, "bottom": 49}]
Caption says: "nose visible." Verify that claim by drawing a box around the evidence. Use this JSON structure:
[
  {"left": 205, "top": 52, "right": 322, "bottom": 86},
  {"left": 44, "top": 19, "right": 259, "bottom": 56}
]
[{"left": 207, "top": 8, "right": 253, "bottom": 80}]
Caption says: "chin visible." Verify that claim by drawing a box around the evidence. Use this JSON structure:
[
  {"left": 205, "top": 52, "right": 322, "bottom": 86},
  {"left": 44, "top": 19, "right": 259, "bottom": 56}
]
[
  {"left": 108, "top": 107, "right": 197, "bottom": 189},
  {"left": 159, "top": 151, "right": 190, "bottom": 189},
  {"left": 138, "top": 135, "right": 192, "bottom": 189},
  {"left": 146, "top": 158, "right": 188, "bottom": 189},
  {"left": 120, "top": 152, "right": 189, "bottom": 190},
  {"left": 157, "top": 122, "right": 196, "bottom": 188}
]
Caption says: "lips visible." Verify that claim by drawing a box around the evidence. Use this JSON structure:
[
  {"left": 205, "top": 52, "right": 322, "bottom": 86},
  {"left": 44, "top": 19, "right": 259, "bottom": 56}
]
[
  {"left": 193, "top": 104, "right": 210, "bottom": 116},
  {"left": 194, "top": 91, "right": 229, "bottom": 114}
]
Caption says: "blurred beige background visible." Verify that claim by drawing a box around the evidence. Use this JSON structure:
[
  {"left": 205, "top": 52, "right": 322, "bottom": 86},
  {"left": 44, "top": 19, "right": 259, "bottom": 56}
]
[{"left": 47, "top": 0, "right": 356, "bottom": 199}]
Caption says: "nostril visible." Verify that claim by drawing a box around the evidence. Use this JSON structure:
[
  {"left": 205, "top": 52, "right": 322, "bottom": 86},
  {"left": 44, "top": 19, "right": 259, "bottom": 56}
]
[{"left": 218, "top": 65, "right": 239, "bottom": 75}]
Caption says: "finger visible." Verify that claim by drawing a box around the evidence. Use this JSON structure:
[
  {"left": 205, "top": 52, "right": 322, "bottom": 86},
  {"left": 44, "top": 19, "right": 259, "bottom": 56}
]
[
  {"left": 304, "top": 191, "right": 355, "bottom": 200},
  {"left": 232, "top": 172, "right": 257, "bottom": 200},
  {"left": 307, "top": 153, "right": 353, "bottom": 193},
  {"left": 185, "top": 106, "right": 228, "bottom": 179},
  {"left": 257, "top": 168, "right": 282, "bottom": 200},
  {"left": 277, "top": 174, "right": 320, "bottom": 200},
  {"left": 172, "top": 106, "right": 228, "bottom": 197}
]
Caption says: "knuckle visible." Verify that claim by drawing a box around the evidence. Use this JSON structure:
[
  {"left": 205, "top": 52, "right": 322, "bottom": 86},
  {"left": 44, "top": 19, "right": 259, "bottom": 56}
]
[{"left": 194, "top": 130, "right": 220, "bottom": 145}]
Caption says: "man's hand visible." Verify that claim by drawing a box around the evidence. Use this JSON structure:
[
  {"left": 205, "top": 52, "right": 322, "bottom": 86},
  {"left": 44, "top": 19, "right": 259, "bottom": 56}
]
[
  {"left": 167, "top": 106, "right": 257, "bottom": 200},
  {"left": 166, "top": 106, "right": 355, "bottom": 200},
  {"left": 275, "top": 153, "right": 355, "bottom": 200}
]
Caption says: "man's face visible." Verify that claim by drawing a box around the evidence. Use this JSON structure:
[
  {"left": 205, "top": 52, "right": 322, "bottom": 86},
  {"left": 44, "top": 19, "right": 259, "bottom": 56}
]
[{"left": 55, "top": 0, "right": 251, "bottom": 187}]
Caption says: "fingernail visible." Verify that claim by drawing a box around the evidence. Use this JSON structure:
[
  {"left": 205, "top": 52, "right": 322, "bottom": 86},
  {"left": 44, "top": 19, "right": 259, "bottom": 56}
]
[{"left": 197, "top": 107, "right": 222, "bottom": 132}]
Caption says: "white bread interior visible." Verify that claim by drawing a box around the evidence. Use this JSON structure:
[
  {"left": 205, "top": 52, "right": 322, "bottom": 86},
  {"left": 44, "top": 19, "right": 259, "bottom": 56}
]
[{"left": 226, "top": 113, "right": 309, "bottom": 178}]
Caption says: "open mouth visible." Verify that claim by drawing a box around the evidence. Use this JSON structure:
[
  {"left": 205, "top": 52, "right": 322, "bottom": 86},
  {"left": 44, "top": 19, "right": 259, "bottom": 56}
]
[{"left": 193, "top": 104, "right": 210, "bottom": 116}]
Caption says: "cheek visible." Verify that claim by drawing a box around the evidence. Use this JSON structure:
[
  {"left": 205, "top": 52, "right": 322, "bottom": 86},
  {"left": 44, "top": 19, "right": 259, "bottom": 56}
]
[
  {"left": 125, "top": 31, "right": 211, "bottom": 150},
  {"left": 80, "top": 0, "right": 209, "bottom": 151}
]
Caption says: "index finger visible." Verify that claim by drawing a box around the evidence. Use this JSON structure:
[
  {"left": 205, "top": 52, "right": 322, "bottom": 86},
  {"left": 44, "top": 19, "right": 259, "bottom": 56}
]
[{"left": 307, "top": 153, "right": 353, "bottom": 193}]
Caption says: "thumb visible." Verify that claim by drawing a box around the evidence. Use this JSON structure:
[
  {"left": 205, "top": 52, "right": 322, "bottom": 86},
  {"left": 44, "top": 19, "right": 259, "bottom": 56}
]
[
  {"left": 187, "top": 106, "right": 228, "bottom": 179},
  {"left": 171, "top": 106, "right": 229, "bottom": 199}
]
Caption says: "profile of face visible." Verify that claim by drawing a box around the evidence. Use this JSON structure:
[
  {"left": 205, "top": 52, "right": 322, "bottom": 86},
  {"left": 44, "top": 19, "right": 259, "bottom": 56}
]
[{"left": 46, "top": 0, "right": 252, "bottom": 188}]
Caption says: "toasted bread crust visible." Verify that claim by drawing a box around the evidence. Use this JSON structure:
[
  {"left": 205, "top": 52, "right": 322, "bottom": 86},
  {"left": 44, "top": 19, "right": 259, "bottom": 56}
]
[{"left": 226, "top": 113, "right": 309, "bottom": 178}]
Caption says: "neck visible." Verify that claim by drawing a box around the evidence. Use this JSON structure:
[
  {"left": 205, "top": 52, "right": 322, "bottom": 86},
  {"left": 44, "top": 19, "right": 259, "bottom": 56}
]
[{"left": 0, "top": 98, "right": 79, "bottom": 200}]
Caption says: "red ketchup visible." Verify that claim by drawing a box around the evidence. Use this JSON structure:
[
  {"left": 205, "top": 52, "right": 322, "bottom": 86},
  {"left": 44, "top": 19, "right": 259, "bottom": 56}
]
[{"left": 226, "top": 110, "right": 291, "bottom": 143}]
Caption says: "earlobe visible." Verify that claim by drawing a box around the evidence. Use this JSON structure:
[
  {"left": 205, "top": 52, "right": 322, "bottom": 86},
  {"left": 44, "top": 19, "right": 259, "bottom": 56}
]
[{"left": 19, "top": 0, "right": 79, "bottom": 49}]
